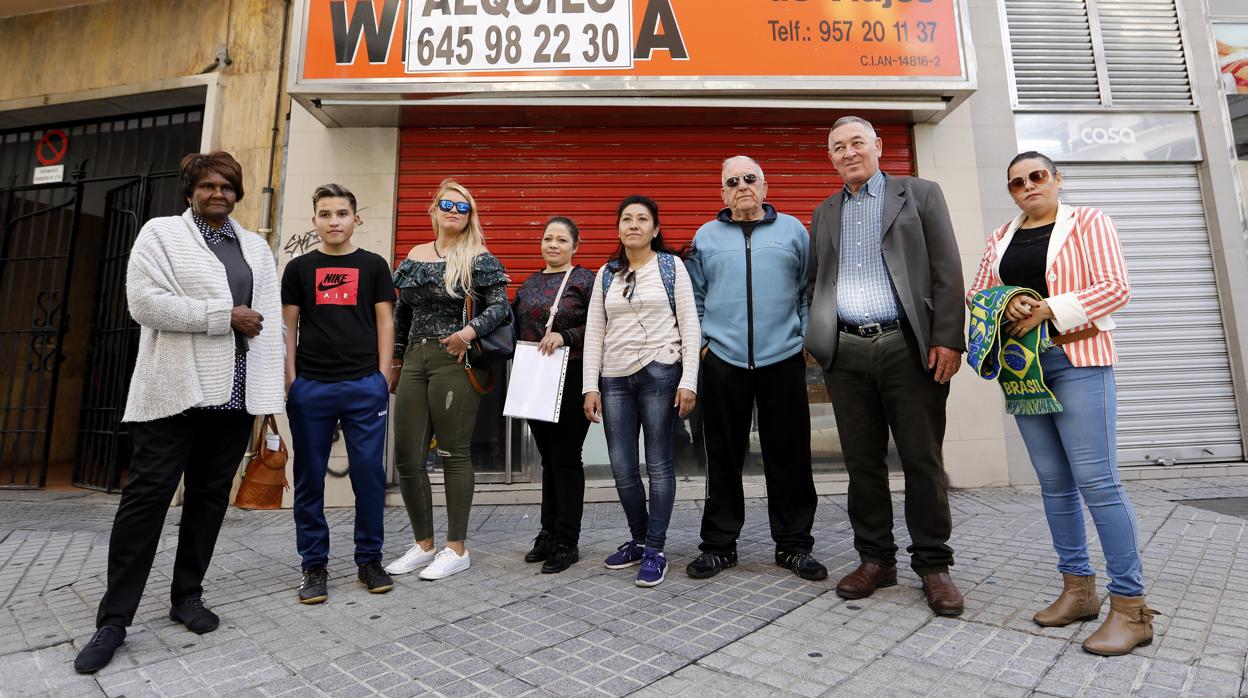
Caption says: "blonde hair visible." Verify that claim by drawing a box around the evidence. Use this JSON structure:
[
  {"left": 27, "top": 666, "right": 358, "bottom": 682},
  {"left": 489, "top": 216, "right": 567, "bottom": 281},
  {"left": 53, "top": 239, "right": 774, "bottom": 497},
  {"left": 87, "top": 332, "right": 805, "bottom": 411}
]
[{"left": 429, "top": 178, "right": 488, "bottom": 298}]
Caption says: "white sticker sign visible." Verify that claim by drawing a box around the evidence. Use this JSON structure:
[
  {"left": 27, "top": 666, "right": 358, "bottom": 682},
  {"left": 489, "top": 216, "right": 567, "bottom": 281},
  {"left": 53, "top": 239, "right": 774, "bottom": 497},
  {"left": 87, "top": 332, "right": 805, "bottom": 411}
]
[
  {"left": 32, "top": 165, "right": 64, "bottom": 184},
  {"left": 406, "top": 0, "right": 634, "bottom": 73}
]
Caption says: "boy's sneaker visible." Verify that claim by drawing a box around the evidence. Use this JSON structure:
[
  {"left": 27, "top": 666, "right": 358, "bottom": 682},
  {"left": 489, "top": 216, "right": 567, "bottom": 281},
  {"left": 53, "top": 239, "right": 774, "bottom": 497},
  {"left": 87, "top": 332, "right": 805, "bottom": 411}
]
[
  {"left": 419, "top": 548, "right": 471, "bottom": 580},
  {"left": 776, "top": 551, "right": 829, "bottom": 581},
  {"left": 525, "top": 530, "right": 556, "bottom": 563},
  {"left": 686, "top": 551, "right": 738, "bottom": 579},
  {"left": 385, "top": 543, "right": 436, "bottom": 575},
  {"left": 541, "top": 544, "right": 579, "bottom": 574},
  {"left": 73, "top": 625, "right": 126, "bottom": 674},
  {"left": 635, "top": 550, "right": 668, "bottom": 587},
  {"left": 358, "top": 561, "right": 394, "bottom": 593},
  {"left": 604, "top": 540, "right": 645, "bottom": 569},
  {"left": 299, "top": 567, "right": 329, "bottom": 604}
]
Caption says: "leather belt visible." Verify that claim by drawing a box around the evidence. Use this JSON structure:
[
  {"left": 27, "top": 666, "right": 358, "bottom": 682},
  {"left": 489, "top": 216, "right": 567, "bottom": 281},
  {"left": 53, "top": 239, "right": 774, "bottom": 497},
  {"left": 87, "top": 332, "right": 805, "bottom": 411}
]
[
  {"left": 1052, "top": 327, "right": 1100, "bottom": 347},
  {"left": 838, "top": 319, "right": 902, "bottom": 337}
]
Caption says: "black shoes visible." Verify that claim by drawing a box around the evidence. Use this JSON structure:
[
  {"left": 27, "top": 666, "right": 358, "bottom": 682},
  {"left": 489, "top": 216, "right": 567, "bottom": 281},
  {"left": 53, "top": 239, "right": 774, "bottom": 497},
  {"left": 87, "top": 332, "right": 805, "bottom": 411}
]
[
  {"left": 686, "top": 551, "right": 738, "bottom": 579},
  {"left": 74, "top": 625, "right": 126, "bottom": 674},
  {"left": 525, "top": 530, "right": 557, "bottom": 563},
  {"left": 541, "top": 544, "right": 579, "bottom": 574},
  {"left": 300, "top": 567, "right": 329, "bottom": 604},
  {"left": 358, "top": 561, "right": 394, "bottom": 594},
  {"left": 169, "top": 598, "right": 220, "bottom": 634},
  {"left": 776, "top": 551, "right": 829, "bottom": 581}
]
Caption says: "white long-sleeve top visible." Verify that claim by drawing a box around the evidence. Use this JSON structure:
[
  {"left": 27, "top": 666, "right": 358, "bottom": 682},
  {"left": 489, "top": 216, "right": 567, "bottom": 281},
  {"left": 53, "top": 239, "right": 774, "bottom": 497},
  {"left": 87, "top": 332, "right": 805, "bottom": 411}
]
[
  {"left": 123, "top": 210, "right": 285, "bottom": 422},
  {"left": 582, "top": 255, "right": 701, "bottom": 395}
]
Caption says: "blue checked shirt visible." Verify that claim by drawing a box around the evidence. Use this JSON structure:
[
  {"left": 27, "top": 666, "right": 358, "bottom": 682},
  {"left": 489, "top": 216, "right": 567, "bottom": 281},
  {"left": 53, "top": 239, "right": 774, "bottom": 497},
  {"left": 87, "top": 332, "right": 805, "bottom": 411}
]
[{"left": 837, "top": 171, "right": 902, "bottom": 325}]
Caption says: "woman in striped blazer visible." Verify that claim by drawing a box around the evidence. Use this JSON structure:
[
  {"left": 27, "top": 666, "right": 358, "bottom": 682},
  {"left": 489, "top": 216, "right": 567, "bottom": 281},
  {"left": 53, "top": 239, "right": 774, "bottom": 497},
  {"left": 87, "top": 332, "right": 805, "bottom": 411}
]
[{"left": 968, "top": 152, "right": 1156, "bottom": 656}]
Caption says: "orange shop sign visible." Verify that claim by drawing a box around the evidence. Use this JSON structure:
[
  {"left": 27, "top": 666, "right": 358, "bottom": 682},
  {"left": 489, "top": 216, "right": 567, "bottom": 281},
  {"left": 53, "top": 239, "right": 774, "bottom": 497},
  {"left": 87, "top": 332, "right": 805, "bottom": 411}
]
[{"left": 296, "top": 0, "right": 968, "bottom": 86}]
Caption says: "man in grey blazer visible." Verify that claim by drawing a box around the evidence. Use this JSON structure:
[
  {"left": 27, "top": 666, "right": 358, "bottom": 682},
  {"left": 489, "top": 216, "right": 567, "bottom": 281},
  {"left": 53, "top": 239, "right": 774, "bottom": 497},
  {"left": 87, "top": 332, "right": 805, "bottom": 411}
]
[{"left": 806, "top": 116, "right": 966, "bottom": 616}]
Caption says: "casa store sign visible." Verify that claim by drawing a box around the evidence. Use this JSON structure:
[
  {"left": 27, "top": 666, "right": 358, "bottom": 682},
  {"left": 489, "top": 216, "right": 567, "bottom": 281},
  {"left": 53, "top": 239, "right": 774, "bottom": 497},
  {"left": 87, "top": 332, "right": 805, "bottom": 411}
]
[
  {"left": 1015, "top": 112, "right": 1203, "bottom": 163},
  {"left": 290, "top": 0, "right": 973, "bottom": 94}
]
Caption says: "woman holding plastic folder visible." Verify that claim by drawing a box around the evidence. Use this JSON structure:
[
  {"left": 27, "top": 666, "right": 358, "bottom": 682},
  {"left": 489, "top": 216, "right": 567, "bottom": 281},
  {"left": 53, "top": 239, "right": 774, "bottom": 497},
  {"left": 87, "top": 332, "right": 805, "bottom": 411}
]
[{"left": 511, "top": 217, "right": 595, "bottom": 573}]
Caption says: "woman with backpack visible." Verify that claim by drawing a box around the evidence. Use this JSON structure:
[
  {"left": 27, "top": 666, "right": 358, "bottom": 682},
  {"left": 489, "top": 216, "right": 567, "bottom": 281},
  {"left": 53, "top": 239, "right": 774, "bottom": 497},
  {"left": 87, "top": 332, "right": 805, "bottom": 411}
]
[{"left": 582, "top": 195, "right": 700, "bottom": 588}]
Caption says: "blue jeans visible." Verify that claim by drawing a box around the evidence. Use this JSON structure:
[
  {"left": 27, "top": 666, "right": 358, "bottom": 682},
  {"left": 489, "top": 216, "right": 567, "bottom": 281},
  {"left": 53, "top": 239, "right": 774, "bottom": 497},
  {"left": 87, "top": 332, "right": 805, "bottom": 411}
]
[
  {"left": 1015, "top": 349, "right": 1145, "bottom": 597},
  {"left": 288, "top": 372, "right": 390, "bottom": 570},
  {"left": 600, "top": 361, "right": 680, "bottom": 551}
]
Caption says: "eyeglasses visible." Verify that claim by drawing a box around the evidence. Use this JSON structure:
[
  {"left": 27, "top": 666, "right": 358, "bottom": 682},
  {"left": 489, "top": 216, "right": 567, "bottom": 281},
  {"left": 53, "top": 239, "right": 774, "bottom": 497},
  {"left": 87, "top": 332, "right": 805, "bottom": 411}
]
[
  {"left": 1007, "top": 169, "right": 1051, "bottom": 193},
  {"left": 724, "top": 174, "right": 761, "bottom": 188},
  {"left": 622, "top": 270, "right": 636, "bottom": 300},
  {"left": 437, "top": 199, "right": 472, "bottom": 214}
]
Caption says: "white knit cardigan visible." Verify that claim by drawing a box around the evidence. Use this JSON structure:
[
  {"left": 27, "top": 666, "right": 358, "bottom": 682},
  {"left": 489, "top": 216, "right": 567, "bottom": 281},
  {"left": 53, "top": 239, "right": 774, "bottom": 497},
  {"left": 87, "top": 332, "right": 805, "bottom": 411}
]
[{"left": 123, "top": 209, "right": 285, "bottom": 422}]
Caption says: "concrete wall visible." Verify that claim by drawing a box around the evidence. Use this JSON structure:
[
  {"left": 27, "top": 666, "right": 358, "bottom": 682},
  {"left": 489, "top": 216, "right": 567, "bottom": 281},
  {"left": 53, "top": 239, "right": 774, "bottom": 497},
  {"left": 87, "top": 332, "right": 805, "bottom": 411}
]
[
  {"left": 275, "top": 102, "right": 400, "bottom": 506},
  {"left": 0, "top": 0, "right": 290, "bottom": 229}
]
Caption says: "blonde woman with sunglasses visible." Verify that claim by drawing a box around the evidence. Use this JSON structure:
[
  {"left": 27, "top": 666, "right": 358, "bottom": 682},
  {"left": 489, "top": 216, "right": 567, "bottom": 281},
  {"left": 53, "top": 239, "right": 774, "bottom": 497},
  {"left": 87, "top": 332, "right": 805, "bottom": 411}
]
[
  {"left": 385, "top": 179, "right": 509, "bottom": 581},
  {"left": 968, "top": 152, "right": 1155, "bottom": 656}
]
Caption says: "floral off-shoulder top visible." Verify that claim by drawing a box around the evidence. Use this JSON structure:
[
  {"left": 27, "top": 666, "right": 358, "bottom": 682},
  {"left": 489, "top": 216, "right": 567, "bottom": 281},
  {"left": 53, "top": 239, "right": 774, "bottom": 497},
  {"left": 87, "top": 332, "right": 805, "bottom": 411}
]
[{"left": 392, "top": 253, "right": 510, "bottom": 356}]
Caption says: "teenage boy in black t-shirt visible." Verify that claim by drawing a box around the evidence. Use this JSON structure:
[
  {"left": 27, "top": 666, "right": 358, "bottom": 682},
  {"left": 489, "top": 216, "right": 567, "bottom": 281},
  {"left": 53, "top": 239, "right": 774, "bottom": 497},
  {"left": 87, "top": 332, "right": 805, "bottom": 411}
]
[{"left": 282, "top": 183, "right": 396, "bottom": 604}]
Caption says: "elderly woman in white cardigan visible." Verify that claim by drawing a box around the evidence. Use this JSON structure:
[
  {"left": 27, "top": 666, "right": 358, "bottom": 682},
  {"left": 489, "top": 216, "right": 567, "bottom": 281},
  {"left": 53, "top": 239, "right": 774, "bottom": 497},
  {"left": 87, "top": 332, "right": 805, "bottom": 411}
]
[{"left": 74, "top": 152, "right": 284, "bottom": 674}]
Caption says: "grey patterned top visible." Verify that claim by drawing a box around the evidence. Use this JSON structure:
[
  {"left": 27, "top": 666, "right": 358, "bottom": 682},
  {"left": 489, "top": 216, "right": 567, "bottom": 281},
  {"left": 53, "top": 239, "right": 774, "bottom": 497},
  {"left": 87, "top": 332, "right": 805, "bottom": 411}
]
[
  {"left": 393, "top": 253, "right": 510, "bottom": 355},
  {"left": 837, "top": 170, "right": 902, "bottom": 325}
]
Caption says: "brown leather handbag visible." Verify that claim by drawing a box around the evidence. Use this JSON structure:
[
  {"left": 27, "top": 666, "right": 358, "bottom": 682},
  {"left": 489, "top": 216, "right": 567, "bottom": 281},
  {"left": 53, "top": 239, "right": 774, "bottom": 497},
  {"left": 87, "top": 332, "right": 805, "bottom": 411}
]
[{"left": 234, "top": 415, "right": 288, "bottom": 510}]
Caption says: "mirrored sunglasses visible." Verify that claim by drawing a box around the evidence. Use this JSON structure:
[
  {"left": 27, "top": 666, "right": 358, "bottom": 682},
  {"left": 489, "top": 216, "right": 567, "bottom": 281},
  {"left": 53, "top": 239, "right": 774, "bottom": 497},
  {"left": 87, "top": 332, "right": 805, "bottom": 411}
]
[{"left": 438, "top": 199, "right": 472, "bottom": 214}]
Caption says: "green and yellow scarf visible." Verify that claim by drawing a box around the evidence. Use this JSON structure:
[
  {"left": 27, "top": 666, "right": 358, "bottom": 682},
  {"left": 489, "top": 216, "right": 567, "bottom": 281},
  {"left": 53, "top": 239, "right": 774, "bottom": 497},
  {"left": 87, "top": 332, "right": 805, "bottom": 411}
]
[{"left": 967, "top": 286, "right": 1063, "bottom": 415}]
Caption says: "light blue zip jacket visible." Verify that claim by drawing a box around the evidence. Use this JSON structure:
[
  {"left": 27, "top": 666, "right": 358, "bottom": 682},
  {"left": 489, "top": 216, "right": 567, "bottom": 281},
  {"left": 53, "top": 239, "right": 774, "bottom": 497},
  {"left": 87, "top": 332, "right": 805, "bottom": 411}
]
[{"left": 686, "top": 204, "right": 810, "bottom": 369}]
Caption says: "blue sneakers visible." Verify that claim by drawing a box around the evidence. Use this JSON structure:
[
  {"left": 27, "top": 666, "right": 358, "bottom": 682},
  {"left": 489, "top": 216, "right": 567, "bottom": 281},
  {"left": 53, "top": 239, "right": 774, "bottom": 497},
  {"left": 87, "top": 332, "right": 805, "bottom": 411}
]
[
  {"left": 604, "top": 540, "right": 645, "bottom": 569},
  {"left": 635, "top": 549, "right": 667, "bottom": 587}
]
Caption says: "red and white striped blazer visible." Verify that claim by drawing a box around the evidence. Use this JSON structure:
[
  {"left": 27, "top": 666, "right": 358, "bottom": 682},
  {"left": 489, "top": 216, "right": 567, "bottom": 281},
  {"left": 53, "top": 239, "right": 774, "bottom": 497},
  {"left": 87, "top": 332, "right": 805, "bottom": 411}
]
[{"left": 967, "top": 203, "right": 1130, "bottom": 367}]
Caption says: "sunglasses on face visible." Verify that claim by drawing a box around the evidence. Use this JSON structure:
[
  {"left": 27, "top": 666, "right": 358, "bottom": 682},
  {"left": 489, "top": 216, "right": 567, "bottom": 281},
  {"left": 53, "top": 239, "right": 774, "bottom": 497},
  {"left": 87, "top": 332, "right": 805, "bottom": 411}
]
[
  {"left": 623, "top": 270, "right": 636, "bottom": 300},
  {"left": 437, "top": 199, "right": 472, "bottom": 214},
  {"left": 724, "top": 174, "right": 761, "bottom": 188},
  {"left": 1007, "top": 169, "right": 1051, "bottom": 193}
]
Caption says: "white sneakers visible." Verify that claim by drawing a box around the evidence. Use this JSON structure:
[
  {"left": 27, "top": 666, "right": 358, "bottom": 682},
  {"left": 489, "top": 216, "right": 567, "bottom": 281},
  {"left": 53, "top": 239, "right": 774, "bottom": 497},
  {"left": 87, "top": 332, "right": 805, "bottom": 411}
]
[
  {"left": 419, "top": 548, "right": 471, "bottom": 580},
  {"left": 384, "top": 544, "right": 436, "bottom": 575}
]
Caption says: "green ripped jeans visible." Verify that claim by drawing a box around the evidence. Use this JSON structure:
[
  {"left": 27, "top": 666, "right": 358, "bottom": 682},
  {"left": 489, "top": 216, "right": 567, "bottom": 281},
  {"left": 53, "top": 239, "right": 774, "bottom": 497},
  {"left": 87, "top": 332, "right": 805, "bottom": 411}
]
[{"left": 393, "top": 339, "right": 484, "bottom": 542}]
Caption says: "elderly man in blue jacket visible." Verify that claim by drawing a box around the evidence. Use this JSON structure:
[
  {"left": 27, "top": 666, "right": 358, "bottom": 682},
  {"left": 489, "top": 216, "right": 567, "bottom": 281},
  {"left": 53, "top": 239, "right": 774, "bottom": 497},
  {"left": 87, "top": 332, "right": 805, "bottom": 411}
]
[{"left": 684, "top": 156, "right": 825, "bottom": 582}]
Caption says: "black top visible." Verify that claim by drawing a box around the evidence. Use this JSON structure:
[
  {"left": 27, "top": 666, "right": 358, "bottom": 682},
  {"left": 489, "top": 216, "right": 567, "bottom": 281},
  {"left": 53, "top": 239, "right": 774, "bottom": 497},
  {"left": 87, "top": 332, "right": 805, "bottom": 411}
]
[
  {"left": 392, "top": 254, "right": 510, "bottom": 355},
  {"left": 194, "top": 212, "right": 253, "bottom": 355},
  {"left": 998, "top": 222, "right": 1055, "bottom": 298},
  {"left": 281, "top": 248, "right": 397, "bottom": 382},
  {"left": 512, "top": 265, "right": 595, "bottom": 361}
]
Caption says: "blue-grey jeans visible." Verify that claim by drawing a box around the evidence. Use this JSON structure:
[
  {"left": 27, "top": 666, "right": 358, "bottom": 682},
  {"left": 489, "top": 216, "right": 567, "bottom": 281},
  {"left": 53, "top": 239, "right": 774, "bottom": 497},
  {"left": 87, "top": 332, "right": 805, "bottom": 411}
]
[
  {"left": 1015, "top": 348, "right": 1145, "bottom": 597},
  {"left": 600, "top": 361, "right": 680, "bottom": 551}
]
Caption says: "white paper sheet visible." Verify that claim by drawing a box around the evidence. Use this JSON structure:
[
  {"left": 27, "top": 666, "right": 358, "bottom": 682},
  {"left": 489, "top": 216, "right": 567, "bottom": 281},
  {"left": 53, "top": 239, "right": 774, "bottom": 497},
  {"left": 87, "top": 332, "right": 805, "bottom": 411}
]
[{"left": 503, "top": 341, "right": 570, "bottom": 423}]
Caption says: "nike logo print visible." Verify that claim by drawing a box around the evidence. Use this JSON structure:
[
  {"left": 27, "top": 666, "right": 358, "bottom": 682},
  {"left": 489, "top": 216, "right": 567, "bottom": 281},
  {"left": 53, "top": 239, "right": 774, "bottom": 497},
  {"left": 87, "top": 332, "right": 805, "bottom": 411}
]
[{"left": 318, "top": 280, "right": 350, "bottom": 291}]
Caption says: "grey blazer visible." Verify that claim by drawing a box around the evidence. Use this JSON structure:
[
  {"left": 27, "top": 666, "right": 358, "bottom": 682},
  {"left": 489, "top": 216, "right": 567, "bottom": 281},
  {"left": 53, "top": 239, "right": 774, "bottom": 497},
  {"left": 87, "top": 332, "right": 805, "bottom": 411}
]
[{"left": 806, "top": 174, "right": 966, "bottom": 371}]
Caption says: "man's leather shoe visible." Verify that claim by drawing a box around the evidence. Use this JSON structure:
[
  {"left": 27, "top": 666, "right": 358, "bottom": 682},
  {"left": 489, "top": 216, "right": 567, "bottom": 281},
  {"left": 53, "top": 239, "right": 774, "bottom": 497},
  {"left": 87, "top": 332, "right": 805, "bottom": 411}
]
[
  {"left": 921, "top": 572, "right": 964, "bottom": 616},
  {"left": 74, "top": 625, "right": 125, "bottom": 674},
  {"left": 835, "top": 562, "right": 897, "bottom": 599},
  {"left": 169, "top": 598, "right": 220, "bottom": 634}
]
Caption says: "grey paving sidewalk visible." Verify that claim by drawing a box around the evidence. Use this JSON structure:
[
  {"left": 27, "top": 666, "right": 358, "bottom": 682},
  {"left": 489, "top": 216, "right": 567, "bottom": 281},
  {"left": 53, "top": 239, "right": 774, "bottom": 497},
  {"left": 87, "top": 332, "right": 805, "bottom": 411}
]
[{"left": 1, "top": 477, "right": 1247, "bottom": 697}]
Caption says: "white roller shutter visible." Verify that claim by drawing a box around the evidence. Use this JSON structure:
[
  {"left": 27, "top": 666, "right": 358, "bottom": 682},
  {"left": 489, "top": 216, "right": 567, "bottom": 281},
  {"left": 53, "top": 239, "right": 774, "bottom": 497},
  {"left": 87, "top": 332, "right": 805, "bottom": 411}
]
[{"left": 1060, "top": 164, "right": 1243, "bottom": 465}]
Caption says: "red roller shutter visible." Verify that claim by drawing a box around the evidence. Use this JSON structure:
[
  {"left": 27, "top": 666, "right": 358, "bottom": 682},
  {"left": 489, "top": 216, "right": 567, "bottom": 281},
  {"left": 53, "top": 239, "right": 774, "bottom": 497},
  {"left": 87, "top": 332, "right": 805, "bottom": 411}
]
[{"left": 396, "top": 124, "right": 915, "bottom": 291}]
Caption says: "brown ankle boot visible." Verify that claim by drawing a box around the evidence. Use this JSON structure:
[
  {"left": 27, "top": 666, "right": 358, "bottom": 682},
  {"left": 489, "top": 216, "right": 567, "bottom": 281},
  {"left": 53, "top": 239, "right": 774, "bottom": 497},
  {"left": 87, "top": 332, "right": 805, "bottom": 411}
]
[
  {"left": 1034, "top": 573, "right": 1100, "bottom": 627},
  {"left": 1081, "top": 594, "right": 1158, "bottom": 656}
]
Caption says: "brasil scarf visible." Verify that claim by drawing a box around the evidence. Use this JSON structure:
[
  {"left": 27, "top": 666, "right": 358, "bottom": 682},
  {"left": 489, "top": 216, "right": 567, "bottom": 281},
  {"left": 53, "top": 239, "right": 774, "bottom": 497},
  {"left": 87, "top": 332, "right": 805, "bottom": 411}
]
[{"left": 967, "top": 285, "right": 1063, "bottom": 416}]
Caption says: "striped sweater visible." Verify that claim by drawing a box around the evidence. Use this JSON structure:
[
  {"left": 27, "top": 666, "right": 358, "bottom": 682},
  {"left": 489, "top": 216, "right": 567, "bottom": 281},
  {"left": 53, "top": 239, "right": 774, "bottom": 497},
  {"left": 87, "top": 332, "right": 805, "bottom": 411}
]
[
  {"left": 582, "top": 255, "right": 701, "bottom": 394},
  {"left": 967, "top": 203, "right": 1130, "bottom": 366},
  {"left": 123, "top": 210, "right": 285, "bottom": 421}
]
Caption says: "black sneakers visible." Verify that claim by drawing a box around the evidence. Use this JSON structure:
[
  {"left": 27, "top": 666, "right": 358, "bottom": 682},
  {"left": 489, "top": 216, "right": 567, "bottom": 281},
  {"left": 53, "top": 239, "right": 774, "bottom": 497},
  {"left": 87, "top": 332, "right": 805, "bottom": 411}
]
[
  {"left": 358, "top": 561, "right": 394, "bottom": 593},
  {"left": 686, "top": 551, "right": 739, "bottom": 579},
  {"left": 300, "top": 567, "right": 329, "bottom": 604},
  {"left": 74, "top": 625, "right": 126, "bottom": 674},
  {"left": 541, "top": 544, "right": 579, "bottom": 574},
  {"left": 776, "top": 551, "right": 829, "bottom": 581},
  {"left": 168, "top": 598, "right": 220, "bottom": 634},
  {"left": 525, "top": 530, "right": 556, "bottom": 563}
]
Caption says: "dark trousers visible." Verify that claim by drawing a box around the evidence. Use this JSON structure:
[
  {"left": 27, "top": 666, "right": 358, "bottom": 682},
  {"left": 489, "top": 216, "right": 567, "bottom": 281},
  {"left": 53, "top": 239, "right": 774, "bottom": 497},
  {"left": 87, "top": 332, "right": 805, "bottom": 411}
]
[
  {"left": 826, "top": 327, "right": 954, "bottom": 575},
  {"left": 96, "top": 409, "right": 253, "bottom": 628},
  {"left": 527, "top": 360, "right": 590, "bottom": 547},
  {"left": 288, "top": 372, "right": 390, "bottom": 571},
  {"left": 699, "top": 350, "right": 817, "bottom": 555}
]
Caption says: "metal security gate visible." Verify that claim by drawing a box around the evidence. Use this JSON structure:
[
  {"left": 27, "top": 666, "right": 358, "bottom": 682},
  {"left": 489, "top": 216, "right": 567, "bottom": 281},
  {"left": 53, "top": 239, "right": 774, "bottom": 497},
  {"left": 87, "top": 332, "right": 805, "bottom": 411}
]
[
  {"left": 0, "top": 177, "right": 85, "bottom": 487},
  {"left": 1060, "top": 163, "right": 1244, "bottom": 465}
]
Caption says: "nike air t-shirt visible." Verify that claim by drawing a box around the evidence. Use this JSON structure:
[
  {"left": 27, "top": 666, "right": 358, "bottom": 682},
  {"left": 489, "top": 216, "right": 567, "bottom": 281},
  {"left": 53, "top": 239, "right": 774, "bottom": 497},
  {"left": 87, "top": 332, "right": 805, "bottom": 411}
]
[{"left": 281, "top": 248, "right": 397, "bottom": 382}]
